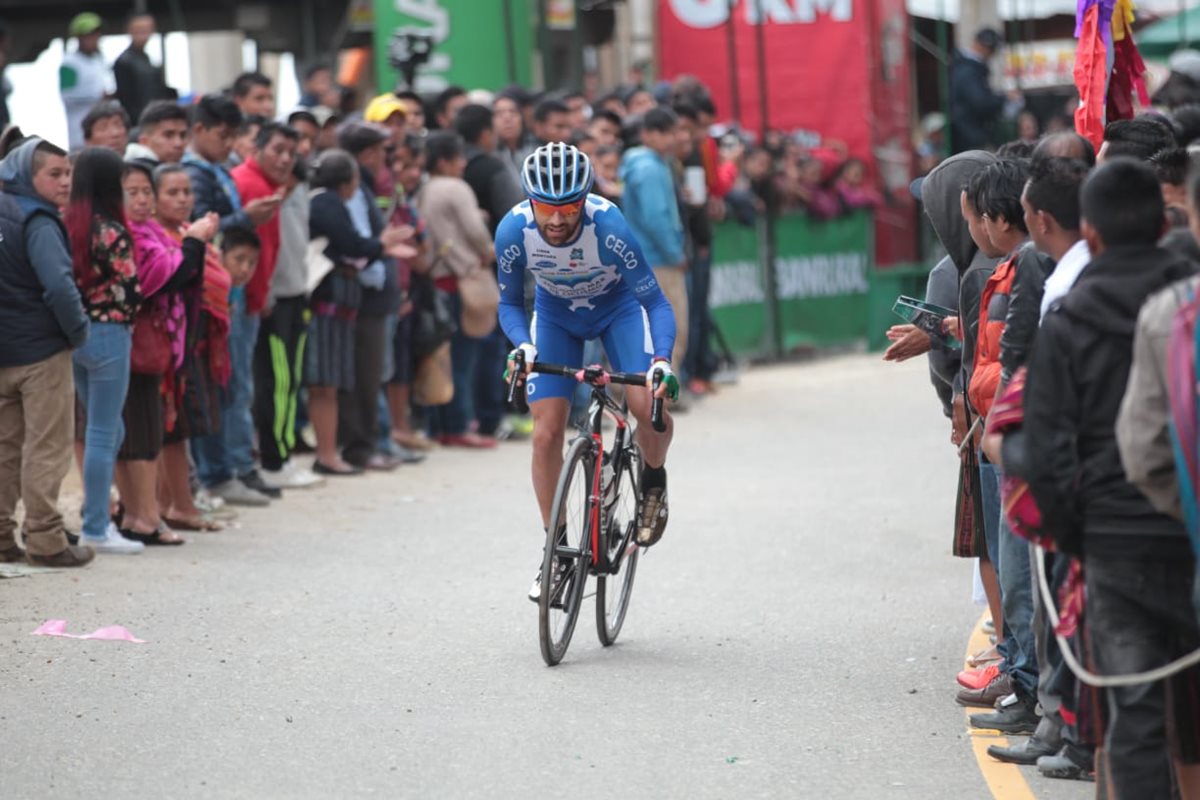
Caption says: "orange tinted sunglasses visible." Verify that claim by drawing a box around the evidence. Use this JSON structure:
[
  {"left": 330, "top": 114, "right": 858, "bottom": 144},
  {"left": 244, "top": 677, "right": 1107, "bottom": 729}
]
[{"left": 531, "top": 198, "right": 585, "bottom": 216}]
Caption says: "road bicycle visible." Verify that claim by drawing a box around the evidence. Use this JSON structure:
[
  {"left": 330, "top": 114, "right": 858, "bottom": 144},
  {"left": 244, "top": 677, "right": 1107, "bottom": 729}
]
[{"left": 508, "top": 353, "right": 665, "bottom": 666}]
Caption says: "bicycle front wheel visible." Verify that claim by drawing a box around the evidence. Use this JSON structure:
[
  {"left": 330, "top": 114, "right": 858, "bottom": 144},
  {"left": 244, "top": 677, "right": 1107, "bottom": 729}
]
[
  {"left": 596, "top": 444, "right": 641, "bottom": 646},
  {"left": 540, "top": 436, "right": 594, "bottom": 666}
]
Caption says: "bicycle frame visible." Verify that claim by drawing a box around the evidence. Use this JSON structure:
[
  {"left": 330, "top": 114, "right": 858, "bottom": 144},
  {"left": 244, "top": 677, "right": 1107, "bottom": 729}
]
[
  {"left": 579, "top": 382, "right": 635, "bottom": 575},
  {"left": 507, "top": 359, "right": 659, "bottom": 575}
]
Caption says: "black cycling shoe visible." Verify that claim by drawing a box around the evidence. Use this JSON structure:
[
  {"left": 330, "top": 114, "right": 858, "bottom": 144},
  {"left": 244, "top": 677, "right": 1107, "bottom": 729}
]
[
  {"left": 636, "top": 487, "right": 668, "bottom": 546},
  {"left": 528, "top": 526, "right": 569, "bottom": 603}
]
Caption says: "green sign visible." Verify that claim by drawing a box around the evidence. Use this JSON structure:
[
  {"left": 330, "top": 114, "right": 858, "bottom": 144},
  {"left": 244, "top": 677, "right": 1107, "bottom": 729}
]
[
  {"left": 773, "top": 212, "right": 872, "bottom": 350},
  {"left": 372, "top": 0, "right": 534, "bottom": 93},
  {"left": 708, "top": 219, "right": 769, "bottom": 355},
  {"left": 709, "top": 213, "right": 875, "bottom": 357}
]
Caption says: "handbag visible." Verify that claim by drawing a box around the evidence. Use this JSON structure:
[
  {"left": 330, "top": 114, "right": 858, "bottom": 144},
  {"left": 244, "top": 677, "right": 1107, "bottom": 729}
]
[
  {"left": 457, "top": 266, "right": 500, "bottom": 338},
  {"left": 412, "top": 341, "right": 454, "bottom": 406},
  {"left": 305, "top": 236, "right": 336, "bottom": 295},
  {"left": 410, "top": 273, "right": 457, "bottom": 360},
  {"left": 129, "top": 303, "right": 172, "bottom": 375}
]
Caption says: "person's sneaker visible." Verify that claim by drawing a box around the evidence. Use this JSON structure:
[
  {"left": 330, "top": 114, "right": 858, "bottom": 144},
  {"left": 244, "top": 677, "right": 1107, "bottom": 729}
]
[
  {"left": 393, "top": 444, "right": 426, "bottom": 464},
  {"left": 958, "top": 663, "right": 1001, "bottom": 690},
  {"left": 636, "top": 487, "right": 669, "bottom": 546},
  {"left": 261, "top": 461, "right": 325, "bottom": 490},
  {"left": 194, "top": 489, "right": 225, "bottom": 512},
  {"left": 0, "top": 543, "right": 26, "bottom": 563},
  {"left": 239, "top": 470, "right": 283, "bottom": 499},
  {"left": 955, "top": 671, "right": 1013, "bottom": 707},
  {"left": 80, "top": 523, "right": 145, "bottom": 555},
  {"left": 496, "top": 417, "right": 535, "bottom": 441},
  {"left": 969, "top": 693, "right": 1039, "bottom": 734},
  {"left": 210, "top": 479, "right": 271, "bottom": 507},
  {"left": 1037, "top": 746, "right": 1095, "bottom": 781},
  {"left": 987, "top": 734, "right": 1060, "bottom": 765},
  {"left": 27, "top": 544, "right": 95, "bottom": 568}
]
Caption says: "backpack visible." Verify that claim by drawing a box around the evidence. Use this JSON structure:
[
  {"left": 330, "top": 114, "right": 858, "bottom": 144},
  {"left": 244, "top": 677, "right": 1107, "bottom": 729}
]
[{"left": 1166, "top": 286, "right": 1200, "bottom": 554}]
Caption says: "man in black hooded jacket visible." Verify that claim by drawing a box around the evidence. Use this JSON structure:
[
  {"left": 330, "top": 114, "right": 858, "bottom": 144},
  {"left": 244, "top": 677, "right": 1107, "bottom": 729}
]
[{"left": 1023, "top": 158, "right": 1200, "bottom": 799}]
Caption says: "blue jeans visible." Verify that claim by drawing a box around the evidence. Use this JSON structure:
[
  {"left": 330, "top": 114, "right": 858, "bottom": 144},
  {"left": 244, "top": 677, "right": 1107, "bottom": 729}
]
[
  {"left": 977, "top": 455, "right": 1001, "bottom": 565},
  {"left": 999, "top": 502, "right": 1039, "bottom": 698},
  {"left": 978, "top": 455, "right": 1010, "bottom": 666},
  {"left": 72, "top": 322, "right": 131, "bottom": 538},
  {"left": 193, "top": 294, "right": 259, "bottom": 486},
  {"left": 685, "top": 248, "right": 717, "bottom": 383}
]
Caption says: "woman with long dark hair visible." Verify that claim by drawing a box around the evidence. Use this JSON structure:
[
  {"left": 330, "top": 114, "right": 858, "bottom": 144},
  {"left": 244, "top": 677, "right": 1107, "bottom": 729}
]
[
  {"left": 64, "top": 147, "right": 145, "bottom": 554},
  {"left": 114, "top": 159, "right": 215, "bottom": 546}
]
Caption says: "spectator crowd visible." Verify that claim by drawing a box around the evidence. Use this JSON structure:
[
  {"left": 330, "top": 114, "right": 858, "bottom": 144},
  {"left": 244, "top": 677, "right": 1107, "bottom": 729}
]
[
  {"left": 2, "top": 10, "right": 821, "bottom": 570},
  {"left": 886, "top": 102, "right": 1200, "bottom": 795},
  {"left": 5, "top": 10, "right": 1200, "bottom": 799}
]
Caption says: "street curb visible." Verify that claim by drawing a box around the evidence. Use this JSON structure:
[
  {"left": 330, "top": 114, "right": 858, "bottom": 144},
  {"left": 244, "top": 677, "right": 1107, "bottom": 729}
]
[{"left": 965, "top": 611, "right": 1038, "bottom": 800}]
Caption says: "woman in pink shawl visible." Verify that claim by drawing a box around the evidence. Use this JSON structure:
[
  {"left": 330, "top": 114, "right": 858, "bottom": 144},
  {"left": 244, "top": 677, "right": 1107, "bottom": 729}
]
[
  {"left": 153, "top": 163, "right": 232, "bottom": 532},
  {"left": 115, "top": 159, "right": 216, "bottom": 545}
]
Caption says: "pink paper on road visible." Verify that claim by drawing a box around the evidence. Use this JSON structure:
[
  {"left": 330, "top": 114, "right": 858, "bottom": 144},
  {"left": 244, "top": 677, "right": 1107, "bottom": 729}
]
[{"left": 32, "top": 619, "right": 147, "bottom": 643}]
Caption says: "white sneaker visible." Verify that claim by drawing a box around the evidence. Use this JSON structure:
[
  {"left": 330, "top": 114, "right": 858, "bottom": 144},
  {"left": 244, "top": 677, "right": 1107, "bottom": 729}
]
[
  {"left": 261, "top": 461, "right": 325, "bottom": 490},
  {"left": 210, "top": 479, "right": 271, "bottom": 507},
  {"left": 194, "top": 489, "right": 226, "bottom": 512},
  {"left": 82, "top": 523, "right": 145, "bottom": 555}
]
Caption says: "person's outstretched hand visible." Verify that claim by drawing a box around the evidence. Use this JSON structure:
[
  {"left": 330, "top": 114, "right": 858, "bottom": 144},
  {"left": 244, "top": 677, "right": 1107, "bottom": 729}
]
[{"left": 883, "top": 324, "right": 931, "bottom": 362}]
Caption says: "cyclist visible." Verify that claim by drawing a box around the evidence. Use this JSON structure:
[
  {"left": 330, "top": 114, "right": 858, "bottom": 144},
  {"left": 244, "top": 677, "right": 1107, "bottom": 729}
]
[{"left": 495, "top": 142, "right": 679, "bottom": 601}]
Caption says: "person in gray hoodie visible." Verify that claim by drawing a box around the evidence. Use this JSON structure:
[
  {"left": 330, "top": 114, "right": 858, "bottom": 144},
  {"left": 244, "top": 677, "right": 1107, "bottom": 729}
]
[
  {"left": 886, "top": 151, "right": 1007, "bottom": 700},
  {"left": 0, "top": 136, "right": 93, "bottom": 567}
]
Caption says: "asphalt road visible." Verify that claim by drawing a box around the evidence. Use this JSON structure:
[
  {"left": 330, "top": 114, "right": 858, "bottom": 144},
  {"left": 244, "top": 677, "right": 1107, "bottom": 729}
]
[{"left": 0, "top": 355, "right": 1093, "bottom": 799}]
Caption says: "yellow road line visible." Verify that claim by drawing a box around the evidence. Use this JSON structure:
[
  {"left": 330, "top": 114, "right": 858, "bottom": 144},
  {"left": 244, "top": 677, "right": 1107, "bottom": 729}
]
[{"left": 965, "top": 611, "right": 1038, "bottom": 800}]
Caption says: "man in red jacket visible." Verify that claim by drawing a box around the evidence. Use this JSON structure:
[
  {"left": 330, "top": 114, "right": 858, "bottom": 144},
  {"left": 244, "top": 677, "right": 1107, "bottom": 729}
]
[
  {"left": 232, "top": 122, "right": 297, "bottom": 314},
  {"left": 231, "top": 122, "right": 298, "bottom": 496}
]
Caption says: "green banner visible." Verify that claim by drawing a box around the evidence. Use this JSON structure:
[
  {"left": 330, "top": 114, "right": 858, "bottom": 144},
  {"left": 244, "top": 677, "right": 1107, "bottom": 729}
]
[
  {"left": 707, "top": 219, "right": 768, "bottom": 355},
  {"left": 773, "top": 213, "right": 872, "bottom": 350},
  {"left": 709, "top": 213, "right": 874, "bottom": 356},
  {"left": 373, "top": 0, "right": 534, "bottom": 93}
]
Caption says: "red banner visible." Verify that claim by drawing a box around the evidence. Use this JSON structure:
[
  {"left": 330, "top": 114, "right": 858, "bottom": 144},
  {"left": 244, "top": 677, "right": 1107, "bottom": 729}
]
[
  {"left": 659, "top": 0, "right": 871, "bottom": 157},
  {"left": 658, "top": 0, "right": 916, "bottom": 264}
]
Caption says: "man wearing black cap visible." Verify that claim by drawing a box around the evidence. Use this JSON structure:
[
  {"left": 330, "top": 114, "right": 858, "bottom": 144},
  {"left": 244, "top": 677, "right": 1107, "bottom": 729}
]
[{"left": 949, "top": 28, "right": 1012, "bottom": 153}]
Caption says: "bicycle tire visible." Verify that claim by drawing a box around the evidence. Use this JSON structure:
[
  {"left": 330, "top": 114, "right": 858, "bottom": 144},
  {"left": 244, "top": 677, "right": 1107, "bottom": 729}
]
[
  {"left": 596, "top": 444, "right": 641, "bottom": 646},
  {"left": 539, "top": 437, "right": 593, "bottom": 666}
]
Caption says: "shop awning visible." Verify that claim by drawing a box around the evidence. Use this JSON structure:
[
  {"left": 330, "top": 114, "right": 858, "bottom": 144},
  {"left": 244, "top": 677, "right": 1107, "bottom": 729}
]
[{"left": 1138, "top": 5, "right": 1200, "bottom": 57}]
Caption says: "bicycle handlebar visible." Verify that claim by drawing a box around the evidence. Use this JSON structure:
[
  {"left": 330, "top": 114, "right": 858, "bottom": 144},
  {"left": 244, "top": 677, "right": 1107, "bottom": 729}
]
[{"left": 506, "top": 353, "right": 666, "bottom": 432}]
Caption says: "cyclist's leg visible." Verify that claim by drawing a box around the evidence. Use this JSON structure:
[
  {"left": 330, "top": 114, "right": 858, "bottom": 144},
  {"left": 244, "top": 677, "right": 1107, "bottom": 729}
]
[
  {"left": 600, "top": 305, "right": 672, "bottom": 468},
  {"left": 528, "top": 312, "right": 584, "bottom": 528}
]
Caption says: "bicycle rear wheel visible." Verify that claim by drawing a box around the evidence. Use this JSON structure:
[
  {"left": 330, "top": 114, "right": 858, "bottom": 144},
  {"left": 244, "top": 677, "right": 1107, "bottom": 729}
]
[
  {"left": 596, "top": 444, "right": 641, "bottom": 646},
  {"left": 540, "top": 436, "right": 594, "bottom": 666}
]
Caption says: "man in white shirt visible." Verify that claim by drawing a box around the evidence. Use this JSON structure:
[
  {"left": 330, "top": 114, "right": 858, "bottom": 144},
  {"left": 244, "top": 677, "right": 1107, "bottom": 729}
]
[
  {"left": 1025, "top": 160, "right": 1091, "bottom": 319},
  {"left": 59, "top": 13, "right": 113, "bottom": 151}
]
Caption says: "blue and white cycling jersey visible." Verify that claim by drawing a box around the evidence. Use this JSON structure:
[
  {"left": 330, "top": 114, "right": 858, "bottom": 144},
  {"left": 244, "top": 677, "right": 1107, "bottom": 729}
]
[{"left": 494, "top": 194, "right": 676, "bottom": 362}]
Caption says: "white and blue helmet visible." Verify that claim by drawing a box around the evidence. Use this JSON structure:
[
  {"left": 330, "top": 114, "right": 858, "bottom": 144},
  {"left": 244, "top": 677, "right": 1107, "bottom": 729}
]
[{"left": 521, "top": 142, "right": 594, "bottom": 204}]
